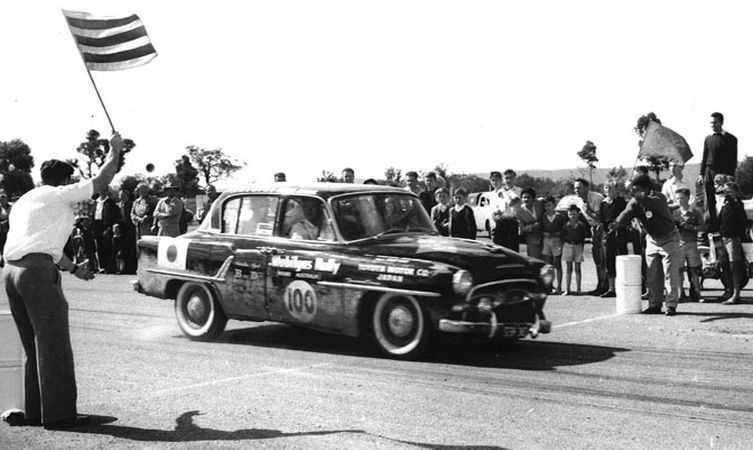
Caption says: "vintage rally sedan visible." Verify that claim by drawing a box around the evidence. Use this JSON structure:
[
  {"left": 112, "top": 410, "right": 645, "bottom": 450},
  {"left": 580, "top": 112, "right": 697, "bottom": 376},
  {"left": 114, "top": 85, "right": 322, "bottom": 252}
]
[{"left": 134, "top": 183, "right": 553, "bottom": 359}]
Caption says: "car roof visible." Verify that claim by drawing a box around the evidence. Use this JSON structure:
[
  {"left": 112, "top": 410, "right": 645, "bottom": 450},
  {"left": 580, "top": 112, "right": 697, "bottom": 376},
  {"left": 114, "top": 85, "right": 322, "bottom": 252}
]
[{"left": 215, "top": 182, "right": 414, "bottom": 201}]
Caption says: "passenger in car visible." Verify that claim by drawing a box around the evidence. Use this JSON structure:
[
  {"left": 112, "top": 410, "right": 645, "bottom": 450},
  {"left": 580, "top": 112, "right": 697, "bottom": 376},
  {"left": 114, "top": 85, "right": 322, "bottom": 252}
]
[
  {"left": 384, "top": 197, "right": 403, "bottom": 229},
  {"left": 286, "top": 199, "right": 321, "bottom": 241}
]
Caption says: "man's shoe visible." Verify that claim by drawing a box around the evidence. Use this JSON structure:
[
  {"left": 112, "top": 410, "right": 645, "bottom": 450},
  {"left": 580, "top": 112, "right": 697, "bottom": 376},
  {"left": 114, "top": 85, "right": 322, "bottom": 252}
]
[
  {"left": 43, "top": 414, "right": 91, "bottom": 429},
  {"left": 641, "top": 306, "right": 663, "bottom": 315},
  {"left": 588, "top": 289, "right": 605, "bottom": 296},
  {"left": 715, "top": 291, "right": 733, "bottom": 303},
  {"left": 665, "top": 307, "right": 677, "bottom": 316},
  {"left": 600, "top": 290, "right": 616, "bottom": 298},
  {"left": 722, "top": 297, "right": 742, "bottom": 305}
]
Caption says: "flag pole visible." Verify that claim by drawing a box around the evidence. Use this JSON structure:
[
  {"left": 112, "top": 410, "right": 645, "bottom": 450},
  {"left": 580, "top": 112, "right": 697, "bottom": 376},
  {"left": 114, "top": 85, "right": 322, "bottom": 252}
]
[{"left": 85, "top": 68, "right": 116, "bottom": 133}]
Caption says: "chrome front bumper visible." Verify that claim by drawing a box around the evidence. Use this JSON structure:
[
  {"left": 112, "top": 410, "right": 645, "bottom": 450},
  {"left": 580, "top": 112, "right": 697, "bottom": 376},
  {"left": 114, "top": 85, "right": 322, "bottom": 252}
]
[{"left": 438, "top": 313, "right": 551, "bottom": 339}]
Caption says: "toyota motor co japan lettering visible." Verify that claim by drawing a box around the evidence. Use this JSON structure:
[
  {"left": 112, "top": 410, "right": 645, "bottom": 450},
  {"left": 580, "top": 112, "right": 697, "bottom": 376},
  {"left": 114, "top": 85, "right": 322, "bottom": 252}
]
[{"left": 133, "top": 183, "right": 553, "bottom": 360}]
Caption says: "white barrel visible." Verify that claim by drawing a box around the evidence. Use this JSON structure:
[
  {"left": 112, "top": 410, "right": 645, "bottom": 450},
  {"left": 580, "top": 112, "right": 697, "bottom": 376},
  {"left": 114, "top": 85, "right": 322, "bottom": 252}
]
[
  {"left": 616, "top": 255, "right": 642, "bottom": 286},
  {"left": 0, "top": 311, "right": 24, "bottom": 411},
  {"left": 615, "top": 285, "right": 643, "bottom": 314}
]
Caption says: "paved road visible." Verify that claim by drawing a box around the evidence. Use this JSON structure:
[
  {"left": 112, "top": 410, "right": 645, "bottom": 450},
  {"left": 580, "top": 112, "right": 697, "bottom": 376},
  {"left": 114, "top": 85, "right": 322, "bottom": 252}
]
[{"left": 1, "top": 262, "right": 753, "bottom": 449}]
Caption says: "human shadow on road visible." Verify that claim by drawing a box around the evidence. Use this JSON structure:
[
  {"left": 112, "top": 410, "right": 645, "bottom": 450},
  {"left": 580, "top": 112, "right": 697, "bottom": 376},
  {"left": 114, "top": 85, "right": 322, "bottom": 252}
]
[
  {"left": 62, "top": 411, "right": 509, "bottom": 448},
  {"left": 218, "top": 324, "right": 628, "bottom": 370},
  {"left": 54, "top": 410, "right": 365, "bottom": 442}
]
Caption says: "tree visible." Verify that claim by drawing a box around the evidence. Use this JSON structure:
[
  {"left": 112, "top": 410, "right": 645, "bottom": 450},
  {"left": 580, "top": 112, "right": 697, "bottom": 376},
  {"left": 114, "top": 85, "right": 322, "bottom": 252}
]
[
  {"left": 0, "top": 138, "right": 35, "bottom": 198},
  {"left": 70, "top": 129, "right": 135, "bottom": 178},
  {"left": 445, "top": 173, "right": 489, "bottom": 194},
  {"left": 735, "top": 157, "right": 753, "bottom": 198},
  {"left": 606, "top": 166, "right": 629, "bottom": 186},
  {"left": 644, "top": 156, "right": 669, "bottom": 182},
  {"left": 185, "top": 146, "right": 245, "bottom": 186},
  {"left": 317, "top": 170, "right": 338, "bottom": 182},
  {"left": 577, "top": 140, "right": 598, "bottom": 186},
  {"left": 174, "top": 155, "right": 200, "bottom": 196},
  {"left": 118, "top": 174, "right": 146, "bottom": 196},
  {"left": 634, "top": 112, "right": 661, "bottom": 143},
  {"left": 633, "top": 112, "right": 668, "bottom": 181},
  {"left": 384, "top": 167, "right": 402, "bottom": 186}
]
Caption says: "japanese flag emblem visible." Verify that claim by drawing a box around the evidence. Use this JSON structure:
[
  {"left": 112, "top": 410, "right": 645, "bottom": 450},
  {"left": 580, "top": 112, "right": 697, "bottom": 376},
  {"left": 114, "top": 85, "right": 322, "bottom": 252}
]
[{"left": 157, "top": 238, "right": 189, "bottom": 270}]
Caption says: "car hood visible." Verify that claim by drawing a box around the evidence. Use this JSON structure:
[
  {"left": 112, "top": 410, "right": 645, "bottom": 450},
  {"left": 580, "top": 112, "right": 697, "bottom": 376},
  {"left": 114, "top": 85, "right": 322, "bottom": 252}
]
[{"left": 352, "top": 234, "right": 540, "bottom": 283}]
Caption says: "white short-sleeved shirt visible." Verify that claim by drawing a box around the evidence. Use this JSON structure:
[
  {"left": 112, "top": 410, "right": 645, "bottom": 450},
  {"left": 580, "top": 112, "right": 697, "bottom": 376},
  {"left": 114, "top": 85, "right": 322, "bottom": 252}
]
[
  {"left": 491, "top": 186, "right": 522, "bottom": 218},
  {"left": 3, "top": 179, "right": 94, "bottom": 263},
  {"left": 661, "top": 177, "right": 694, "bottom": 208}
]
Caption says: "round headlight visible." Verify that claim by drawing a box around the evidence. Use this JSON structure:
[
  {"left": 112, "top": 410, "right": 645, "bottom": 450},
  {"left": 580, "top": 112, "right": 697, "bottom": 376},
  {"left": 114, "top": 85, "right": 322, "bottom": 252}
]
[
  {"left": 540, "top": 264, "right": 555, "bottom": 287},
  {"left": 452, "top": 269, "right": 474, "bottom": 295}
]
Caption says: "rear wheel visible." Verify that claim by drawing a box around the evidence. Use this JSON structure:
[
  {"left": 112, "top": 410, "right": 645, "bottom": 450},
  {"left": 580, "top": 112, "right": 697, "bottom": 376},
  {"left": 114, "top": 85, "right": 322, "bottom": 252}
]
[
  {"left": 175, "top": 282, "right": 227, "bottom": 341},
  {"left": 372, "top": 293, "right": 431, "bottom": 359}
]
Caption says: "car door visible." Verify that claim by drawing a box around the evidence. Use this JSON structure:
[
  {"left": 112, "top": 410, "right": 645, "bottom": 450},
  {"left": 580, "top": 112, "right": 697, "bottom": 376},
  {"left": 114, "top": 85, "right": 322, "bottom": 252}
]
[
  {"left": 214, "top": 194, "right": 278, "bottom": 319},
  {"left": 263, "top": 196, "right": 345, "bottom": 332}
]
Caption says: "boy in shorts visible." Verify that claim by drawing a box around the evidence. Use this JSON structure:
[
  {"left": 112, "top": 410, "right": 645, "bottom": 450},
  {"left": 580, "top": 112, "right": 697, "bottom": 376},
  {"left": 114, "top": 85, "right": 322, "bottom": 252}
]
[
  {"left": 563, "top": 204, "right": 588, "bottom": 295},
  {"left": 540, "top": 196, "right": 565, "bottom": 293},
  {"left": 718, "top": 182, "right": 747, "bottom": 304},
  {"left": 673, "top": 187, "right": 704, "bottom": 301}
]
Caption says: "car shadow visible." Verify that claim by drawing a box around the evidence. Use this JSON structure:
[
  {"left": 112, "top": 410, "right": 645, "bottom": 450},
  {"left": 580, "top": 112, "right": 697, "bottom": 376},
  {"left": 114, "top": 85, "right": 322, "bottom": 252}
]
[
  {"left": 429, "top": 336, "right": 629, "bottom": 370},
  {"left": 676, "top": 311, "right": 753, "bottom": 323},
  {"left": 217, "top": 324, "right": 628, "bottom": 370},
  {"left": 60, "top": 410, "right": 510, "bottom": 448}
]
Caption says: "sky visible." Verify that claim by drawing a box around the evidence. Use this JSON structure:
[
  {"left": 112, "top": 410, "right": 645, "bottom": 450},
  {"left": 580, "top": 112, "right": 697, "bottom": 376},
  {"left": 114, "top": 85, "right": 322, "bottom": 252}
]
[{"left": 2, "top": 1, "right": 753, "bottom": 185}]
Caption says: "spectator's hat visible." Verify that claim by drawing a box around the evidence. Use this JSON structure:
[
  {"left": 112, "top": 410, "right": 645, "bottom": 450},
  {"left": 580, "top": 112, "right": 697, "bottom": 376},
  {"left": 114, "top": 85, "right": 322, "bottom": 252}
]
[{"left": 164, "top": 182, "right": 179, "bottom": 191}]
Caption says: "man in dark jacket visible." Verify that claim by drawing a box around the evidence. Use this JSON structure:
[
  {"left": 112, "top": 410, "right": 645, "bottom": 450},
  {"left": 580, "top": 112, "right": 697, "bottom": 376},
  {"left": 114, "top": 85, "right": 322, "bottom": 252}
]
[
  {"left": 93, "top": 188, "right": 121, "bottom": 273},
  {"left": 699, "top": 112, "right": 737, "bottom": 229}
]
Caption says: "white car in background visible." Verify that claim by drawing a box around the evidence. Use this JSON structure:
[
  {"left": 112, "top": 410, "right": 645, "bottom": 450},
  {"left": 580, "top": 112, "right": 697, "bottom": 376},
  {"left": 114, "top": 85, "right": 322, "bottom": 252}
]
[{"left": 468, "top": 191, "right": 496, "bottom": 238}]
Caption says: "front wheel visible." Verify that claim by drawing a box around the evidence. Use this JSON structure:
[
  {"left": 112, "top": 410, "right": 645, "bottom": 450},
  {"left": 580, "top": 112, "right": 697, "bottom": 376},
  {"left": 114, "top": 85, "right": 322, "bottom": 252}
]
[
  {"left": 175, "top": 282, "right": 227, "bottom": 341},
  {"left": 372, "top": 293, "right": 431, "bottom": 360}
]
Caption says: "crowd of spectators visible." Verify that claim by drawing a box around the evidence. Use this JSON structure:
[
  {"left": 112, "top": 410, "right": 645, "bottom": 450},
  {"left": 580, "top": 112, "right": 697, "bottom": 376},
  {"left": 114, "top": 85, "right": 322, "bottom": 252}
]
[
  {"left": 65, "top": 181, "right": 203, "bottom": 275},
  {"left": 0, "top": 113, "right": 740, "bottom": 304}
]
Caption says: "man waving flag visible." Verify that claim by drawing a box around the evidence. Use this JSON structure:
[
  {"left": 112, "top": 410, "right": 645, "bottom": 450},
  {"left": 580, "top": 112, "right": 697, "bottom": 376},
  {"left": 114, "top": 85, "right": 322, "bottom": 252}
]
[{"left": 62, "top": 9, "right": 157, "bottom": 71}]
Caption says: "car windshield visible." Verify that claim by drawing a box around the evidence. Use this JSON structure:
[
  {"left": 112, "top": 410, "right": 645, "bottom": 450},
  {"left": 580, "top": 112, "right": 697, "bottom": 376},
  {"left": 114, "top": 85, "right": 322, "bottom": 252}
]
[{"left": 331, "top": 193, "right": 435, "bottom": 241}]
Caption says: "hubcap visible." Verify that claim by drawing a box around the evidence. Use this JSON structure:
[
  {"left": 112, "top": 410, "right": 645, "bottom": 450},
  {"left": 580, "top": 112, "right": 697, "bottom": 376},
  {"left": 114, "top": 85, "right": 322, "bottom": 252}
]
[
  {"left": 387, "top": 305, "right": 414, "bottom": 338},
  {"left": 186, "top": 294, "right": 208, "bottom": 323}
]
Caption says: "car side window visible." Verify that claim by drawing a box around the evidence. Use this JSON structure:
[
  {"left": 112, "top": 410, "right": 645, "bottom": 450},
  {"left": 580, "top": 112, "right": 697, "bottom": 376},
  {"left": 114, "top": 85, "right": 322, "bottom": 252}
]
[
  {"left": 222, "top": 195, "right": 278, "bottom": 236},
  {"left": 222, "top": 197, "right": 241, "bottom": 234},
  {"left": 280, "top": 197, "right": 334, "bottom": 241}
]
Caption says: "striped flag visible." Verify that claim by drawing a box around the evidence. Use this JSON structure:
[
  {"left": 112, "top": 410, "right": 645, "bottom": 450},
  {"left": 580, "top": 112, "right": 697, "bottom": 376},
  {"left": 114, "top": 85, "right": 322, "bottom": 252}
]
[{"left": 62, "top": 9, "right": 157, "bottom": 71}]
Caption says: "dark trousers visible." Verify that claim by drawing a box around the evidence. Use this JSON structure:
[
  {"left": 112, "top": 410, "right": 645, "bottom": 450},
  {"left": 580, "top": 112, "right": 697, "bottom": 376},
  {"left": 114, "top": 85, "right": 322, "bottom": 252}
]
[
  {"left": 3, "top": 254, "right": 78, "bottom": 424},
  {"left": 493, "top": 218, "right": 519, "bottom": 252},
  {"left": 604, "top": 230, "right": 629, "bottom": 278},
  {"left": 94, "top": 220, "right": 114, "bottom": 273}
]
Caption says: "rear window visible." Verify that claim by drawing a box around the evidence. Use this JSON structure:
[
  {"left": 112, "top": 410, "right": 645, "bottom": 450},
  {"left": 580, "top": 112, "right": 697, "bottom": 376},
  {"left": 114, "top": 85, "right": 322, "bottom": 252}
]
[{"left": 222, "top": 195, "right": 279, "bottom": 236}]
